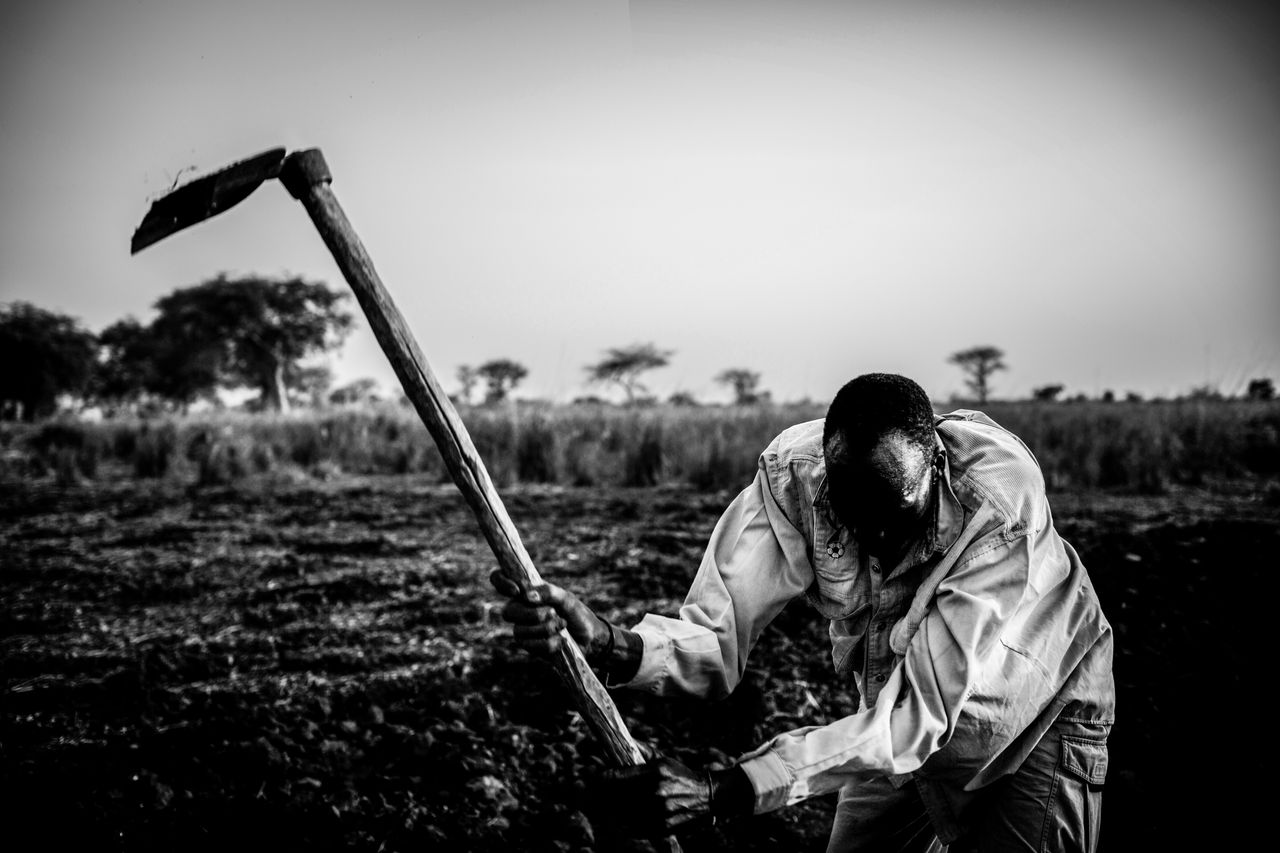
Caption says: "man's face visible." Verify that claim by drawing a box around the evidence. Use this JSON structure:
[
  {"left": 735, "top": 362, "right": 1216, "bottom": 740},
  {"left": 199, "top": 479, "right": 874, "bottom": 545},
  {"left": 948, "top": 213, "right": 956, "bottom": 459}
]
[{"left": 824, "top": 429, "right": 933, "bottom": 557}]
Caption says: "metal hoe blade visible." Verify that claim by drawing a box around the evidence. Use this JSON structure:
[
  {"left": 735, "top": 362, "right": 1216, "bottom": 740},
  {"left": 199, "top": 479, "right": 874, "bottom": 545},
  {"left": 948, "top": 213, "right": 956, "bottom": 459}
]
[{"left": 130, "top": 147, "right": 288, "bottom": 254}]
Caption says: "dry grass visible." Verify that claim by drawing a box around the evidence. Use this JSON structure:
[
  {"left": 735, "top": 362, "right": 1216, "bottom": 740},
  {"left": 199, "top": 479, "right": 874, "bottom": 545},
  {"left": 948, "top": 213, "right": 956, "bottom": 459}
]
[{"left": 3, "top": 398, "right": 1278, "bottom": 494}]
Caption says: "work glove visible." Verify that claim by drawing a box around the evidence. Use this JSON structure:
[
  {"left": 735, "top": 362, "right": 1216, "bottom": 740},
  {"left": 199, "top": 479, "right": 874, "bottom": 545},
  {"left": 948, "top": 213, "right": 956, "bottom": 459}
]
[
  {"left": 489, "top": 571, "right": 611, "bottom": 660},
  {"left": 585, "top": 756, "right": 755, "bottom": 836}
]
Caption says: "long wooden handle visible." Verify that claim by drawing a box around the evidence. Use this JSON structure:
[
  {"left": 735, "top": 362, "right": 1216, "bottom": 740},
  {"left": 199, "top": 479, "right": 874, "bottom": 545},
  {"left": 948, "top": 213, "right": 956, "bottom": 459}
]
[{"left": 278, "top": 150, "right": 659, "bottom": 772}]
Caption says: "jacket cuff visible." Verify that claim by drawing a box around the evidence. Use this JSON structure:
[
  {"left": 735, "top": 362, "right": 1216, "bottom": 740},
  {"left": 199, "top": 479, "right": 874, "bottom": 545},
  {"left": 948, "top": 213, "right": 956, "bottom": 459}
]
[
  {"left": 606, "top": 617, "right": 670, "bottom": 691},
  {"left": 735, "top": 748, "right": 792, "bottom": 814}
]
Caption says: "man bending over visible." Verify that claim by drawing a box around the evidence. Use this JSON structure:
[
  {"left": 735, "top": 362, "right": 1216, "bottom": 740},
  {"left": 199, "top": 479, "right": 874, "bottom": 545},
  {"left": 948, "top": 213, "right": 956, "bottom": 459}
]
[{"left": 492, "top": 372, "right": 1114, "bottom": 852}]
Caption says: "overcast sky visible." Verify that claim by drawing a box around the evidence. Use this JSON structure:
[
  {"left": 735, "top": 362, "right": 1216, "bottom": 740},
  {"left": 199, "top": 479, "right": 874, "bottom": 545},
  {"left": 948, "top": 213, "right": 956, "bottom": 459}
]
[{"left": 2, "top": 0, "right": 1277, "bottom": 404}]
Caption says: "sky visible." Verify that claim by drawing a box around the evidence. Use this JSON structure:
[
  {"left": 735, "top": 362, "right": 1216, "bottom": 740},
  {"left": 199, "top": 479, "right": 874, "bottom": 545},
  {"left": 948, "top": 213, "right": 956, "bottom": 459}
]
[{"left": 2, "top": 0, "right": 1277, "bottom": 405}]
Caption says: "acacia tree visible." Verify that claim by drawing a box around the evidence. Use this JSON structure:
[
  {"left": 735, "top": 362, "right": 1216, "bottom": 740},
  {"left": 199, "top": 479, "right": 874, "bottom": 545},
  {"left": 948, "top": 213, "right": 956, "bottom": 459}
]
[
  {"left": 1031, "top": 384, "right": 1065, "bottom": 402},
  {"left": 148, "top": 274, "right": 354, "bottom": 413},
  {"left": 948, "top": 345, "right": 1007, "bottom": 404},
  {"left": 0, "top": 302, "right": 97, "bottom": 420},
  {"left": 476, "top": 358, "right": 528, "bottom": 403},
  {"left": 585, "top": 343, "right": 673, "bottom": 405},
  {"left": 715, "top": 368, "right": 765, "bottom": 405}
]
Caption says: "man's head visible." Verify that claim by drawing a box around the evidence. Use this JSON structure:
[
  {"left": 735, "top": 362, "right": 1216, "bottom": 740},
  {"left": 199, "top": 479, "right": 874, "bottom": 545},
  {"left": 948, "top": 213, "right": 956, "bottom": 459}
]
[{"left": 822, "top": 373, "right": 938, "bottom": 554}]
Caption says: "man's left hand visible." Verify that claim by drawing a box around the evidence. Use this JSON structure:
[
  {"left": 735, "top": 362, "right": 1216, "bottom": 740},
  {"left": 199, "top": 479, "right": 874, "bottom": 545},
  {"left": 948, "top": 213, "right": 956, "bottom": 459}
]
[{"left": 589, "top": 756, "right": 752, "bottom": 836}]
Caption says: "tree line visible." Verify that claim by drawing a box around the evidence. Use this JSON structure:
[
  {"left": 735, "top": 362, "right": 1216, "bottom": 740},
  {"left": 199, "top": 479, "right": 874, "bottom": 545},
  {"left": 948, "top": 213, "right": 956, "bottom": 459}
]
[
  {"left": 945, "top": 345, "right": 1275, "bottom": 404},
  {"left": 1, "top": 275, "right": 353, "bottom": 420},
  {"left": 452, "top": 344, "right": 770, "bottom": 407},
  {"left": 0, "top": 278, "right": 777, "bottom": 421},
  {"left": 2, "top": 285, "right": 1273, "bottom": 422}
]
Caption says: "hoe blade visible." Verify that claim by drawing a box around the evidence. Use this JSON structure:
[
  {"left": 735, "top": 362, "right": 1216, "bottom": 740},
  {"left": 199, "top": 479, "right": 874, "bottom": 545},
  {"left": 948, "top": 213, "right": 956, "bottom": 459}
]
[{"left": 130, "top": 147, "right": 288, "bottom": 254}]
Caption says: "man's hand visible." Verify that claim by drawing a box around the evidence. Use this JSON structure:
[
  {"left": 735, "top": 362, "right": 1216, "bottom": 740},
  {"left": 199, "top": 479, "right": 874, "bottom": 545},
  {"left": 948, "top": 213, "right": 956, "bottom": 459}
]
[
  {"left": 587, "top": 757, "right": 755, "bottom": 836},
  {"left": 489, "top": 571, "right": 611, "bottom": 659},
  {"left": 592, "top": 757, "right": 711, "bottom": 834}
]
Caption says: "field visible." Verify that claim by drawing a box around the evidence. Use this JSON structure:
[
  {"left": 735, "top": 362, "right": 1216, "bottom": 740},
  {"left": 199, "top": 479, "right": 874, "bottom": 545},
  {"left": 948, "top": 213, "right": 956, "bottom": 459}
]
[
  {"left": 3, "top": 402, "right": 1278, "bottom": 852},
  {"left": 6, "top": 398, "right": 1280, "bottom": 494}
]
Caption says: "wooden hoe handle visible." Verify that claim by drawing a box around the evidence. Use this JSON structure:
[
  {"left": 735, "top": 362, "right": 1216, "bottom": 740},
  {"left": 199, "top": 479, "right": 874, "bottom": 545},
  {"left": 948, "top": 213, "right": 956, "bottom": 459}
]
[{"left": 279, "top": 150, "right": 680, "bottom": 851}]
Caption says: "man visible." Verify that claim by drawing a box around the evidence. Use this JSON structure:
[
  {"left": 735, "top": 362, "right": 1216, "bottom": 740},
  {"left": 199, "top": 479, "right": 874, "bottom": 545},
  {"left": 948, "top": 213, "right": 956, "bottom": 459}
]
[{"left": 491, "top": 373, "right": 1114, "bottom": 852}]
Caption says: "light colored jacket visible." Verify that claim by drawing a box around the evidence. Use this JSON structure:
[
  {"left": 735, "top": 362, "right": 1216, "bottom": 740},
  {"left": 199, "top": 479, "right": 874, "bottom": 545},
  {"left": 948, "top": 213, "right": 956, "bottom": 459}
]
[{"left": 619, "top": 409, "right": 1115, "bottom": 836}]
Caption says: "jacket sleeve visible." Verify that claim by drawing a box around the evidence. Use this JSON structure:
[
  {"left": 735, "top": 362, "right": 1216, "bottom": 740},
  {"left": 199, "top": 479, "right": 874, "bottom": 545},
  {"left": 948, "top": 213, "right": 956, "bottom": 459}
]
[
  {"left": 734, "top": 523, "right": 1035, "bottom": 813},
  {"left": 617, "top": 454, "right": 814, "bottom": 699}
]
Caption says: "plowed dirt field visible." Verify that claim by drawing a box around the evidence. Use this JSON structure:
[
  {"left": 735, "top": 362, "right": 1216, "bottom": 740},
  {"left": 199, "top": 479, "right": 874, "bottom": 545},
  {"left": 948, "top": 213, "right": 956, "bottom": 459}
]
[{"left": 3, "top": 477, "right": 1274, "bottom": 851}]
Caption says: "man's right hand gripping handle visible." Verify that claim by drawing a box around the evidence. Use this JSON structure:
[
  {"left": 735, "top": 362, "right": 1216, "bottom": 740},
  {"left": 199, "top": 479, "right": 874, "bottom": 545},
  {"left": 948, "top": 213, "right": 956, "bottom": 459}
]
[{"left": 489, "top": 571, "right": 643, "bottom": 684}]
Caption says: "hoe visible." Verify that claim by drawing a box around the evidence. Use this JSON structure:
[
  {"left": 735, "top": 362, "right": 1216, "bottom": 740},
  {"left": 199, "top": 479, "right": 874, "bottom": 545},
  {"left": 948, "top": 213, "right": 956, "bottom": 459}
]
[{"left": 132, "top": 146, "right": 679, "bottom": 851}]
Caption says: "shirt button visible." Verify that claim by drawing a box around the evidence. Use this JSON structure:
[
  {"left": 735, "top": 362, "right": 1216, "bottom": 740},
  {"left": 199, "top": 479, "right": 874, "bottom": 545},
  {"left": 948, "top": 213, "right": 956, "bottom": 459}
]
[
  {"left": 870, "top": 563, "right": 881, "bottom": 574},
  {"left": 875, "top": 674, "right": 886, "bottom": 683}
]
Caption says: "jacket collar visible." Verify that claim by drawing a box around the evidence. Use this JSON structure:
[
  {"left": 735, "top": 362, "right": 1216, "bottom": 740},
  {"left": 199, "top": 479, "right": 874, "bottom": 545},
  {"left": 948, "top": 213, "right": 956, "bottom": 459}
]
[{"left": 929, "top": 435, "right": 964, "bottom": 557}]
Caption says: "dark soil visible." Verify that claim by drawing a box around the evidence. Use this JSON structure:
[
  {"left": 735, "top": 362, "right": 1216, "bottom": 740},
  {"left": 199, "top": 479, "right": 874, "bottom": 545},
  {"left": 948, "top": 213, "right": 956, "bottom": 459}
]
[{"left": 2, "top": 476, "right": 1275, "bottom": 852}]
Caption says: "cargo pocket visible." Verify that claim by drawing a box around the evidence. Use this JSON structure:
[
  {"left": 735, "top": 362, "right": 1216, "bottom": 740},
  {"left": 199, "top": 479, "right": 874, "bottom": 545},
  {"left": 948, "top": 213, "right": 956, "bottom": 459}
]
[
  {"left": 1040, "top": 734, "right": 1108, "bottom": 852},
  {"left": 1060, "top": 736, "right": 1108, "bottom": 786}
]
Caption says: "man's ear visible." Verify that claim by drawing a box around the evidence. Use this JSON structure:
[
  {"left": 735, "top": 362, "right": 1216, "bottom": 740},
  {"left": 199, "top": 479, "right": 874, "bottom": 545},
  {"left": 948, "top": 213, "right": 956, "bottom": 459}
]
[{"left": 827, "top": 425, "right": 866, "bottom": 462}]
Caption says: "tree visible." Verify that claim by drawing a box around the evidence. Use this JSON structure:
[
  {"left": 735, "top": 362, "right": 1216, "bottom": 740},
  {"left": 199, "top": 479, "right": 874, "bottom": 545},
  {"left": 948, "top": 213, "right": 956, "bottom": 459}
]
[
  {"left": 456, "top": 365, "right": 479, "bottom": 405},
  {"left": 668, "top": 391, "right": 699, "bottom": 407},
  {"left": 948, "top": 345, "right": 1007, "bottom": 404},
  {"left": 1246, "top": 378, "right": 1275, "bottom": 401},
  {"left": 1185, "top": 384, "right": 1224, "bottom": 401},
  {"left": 288, "top": 364, "right": 334, "bottom": 408},
  {"left": 584, "top": 343, "right": 673, "bottom": 405},
  {"left": 0, "top": 302, "right": 98, "bottom": 420},
  {"left": 140, "top": 317, "right": 224, "bottom": 410},
  {"left": 93, "top": 317, "right": 160, "bottom": 414},
  {"left": 147, "top": 274, "right": 354, "bottom": 413},
  {"left": 715, "top": 368, "right": 766, "bottom": 405},
  {"left": 328, "top": 377, "right": 382, "bottom": 406},
  {"left": 476, "top": 358, "right": 528, "bottom": 403},
  {"left": 1031, "top": 384, "right": 1064, "bottom": 402}
]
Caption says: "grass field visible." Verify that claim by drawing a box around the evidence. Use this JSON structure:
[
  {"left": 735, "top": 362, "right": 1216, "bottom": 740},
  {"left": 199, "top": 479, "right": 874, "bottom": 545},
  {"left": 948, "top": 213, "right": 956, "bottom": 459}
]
[
  {"left": 2, "top": 402, "right": 1277, "bottom": 851},
  {"left": 4, "top": 398, "right": 1279, "bottom": 494}
]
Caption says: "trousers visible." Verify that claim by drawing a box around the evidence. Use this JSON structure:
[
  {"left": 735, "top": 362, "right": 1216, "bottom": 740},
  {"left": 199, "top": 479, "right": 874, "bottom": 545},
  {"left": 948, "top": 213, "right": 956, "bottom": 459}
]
[{"left": 825, "top": 716, "right": 1110, "bottom": 853}]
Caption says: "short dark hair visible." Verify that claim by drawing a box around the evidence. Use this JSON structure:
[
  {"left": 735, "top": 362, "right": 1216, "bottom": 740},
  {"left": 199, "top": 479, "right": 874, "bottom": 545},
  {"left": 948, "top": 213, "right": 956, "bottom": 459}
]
[{"left": 823, "top": 373, "right": 936, "bottom": 457}]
